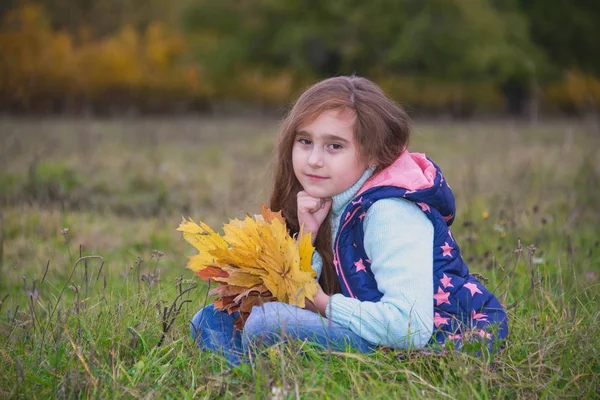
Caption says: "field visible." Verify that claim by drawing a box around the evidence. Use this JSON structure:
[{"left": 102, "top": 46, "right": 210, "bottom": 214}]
[{"left": 1, "top": 116, "right": 599, "bottom": 398}]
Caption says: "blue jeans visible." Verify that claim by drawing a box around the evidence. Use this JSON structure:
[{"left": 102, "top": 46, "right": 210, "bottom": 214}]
[{"left": 190, "top": 302, "right": 373, "bottom": 366}]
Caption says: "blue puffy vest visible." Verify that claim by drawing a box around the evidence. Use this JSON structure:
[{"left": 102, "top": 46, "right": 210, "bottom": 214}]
[{"left": 333, "top": 156, "right": 508, "bottom": 351}]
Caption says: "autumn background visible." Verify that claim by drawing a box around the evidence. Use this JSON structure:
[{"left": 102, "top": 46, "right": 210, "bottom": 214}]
[{"left": 1, "top": 0, "right": 599, "bottom": 398}]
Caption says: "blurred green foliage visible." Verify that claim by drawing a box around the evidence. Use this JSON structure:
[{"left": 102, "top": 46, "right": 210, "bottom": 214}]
[
  {"left": 1, "top": 0, "right": 599, "bottom": 115},
  {"left": 518, "top": 0, "right": 600, "bottom": 76},
  {"left": 184, "top": 0, "right": 540, "bottom": 81}
]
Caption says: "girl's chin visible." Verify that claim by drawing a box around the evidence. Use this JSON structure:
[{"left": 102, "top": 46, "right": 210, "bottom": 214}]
[
  {"left": 302, "top": 188, "right": 336, "bottom": 199},
  {"left": 300, "top": 180, "right": 343, "bottom": 199}
]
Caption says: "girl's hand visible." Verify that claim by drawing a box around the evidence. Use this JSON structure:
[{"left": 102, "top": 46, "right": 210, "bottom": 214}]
[
  {"left": 304, "top": 284, "right": 330, "bottom": 316},
  {"left": 297, "top": 191, "right": 332, "bottom": 244}
]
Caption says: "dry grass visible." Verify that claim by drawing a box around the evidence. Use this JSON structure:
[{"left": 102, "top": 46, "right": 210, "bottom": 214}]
[{"left": 0, "top": 116, "right": 599, "bottom": 398}]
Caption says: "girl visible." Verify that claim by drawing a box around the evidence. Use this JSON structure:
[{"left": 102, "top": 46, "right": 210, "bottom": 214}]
[{"left": 191, "top": 76, "right": 508, "bottom": 365}]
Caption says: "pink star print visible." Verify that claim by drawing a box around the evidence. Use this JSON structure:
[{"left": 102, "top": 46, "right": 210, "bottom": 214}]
[
  {"left": 471, "top": 309, "right": 488, "bottom": 321},
  {"left": 354, "top": 258, "right": 367, "bottom": 273},
  {"left": 404, "top": 189, "right": 416, "bottom": 196},
  {"left": 440, "top": 273, "right": 454, "bottom": 288},
  {"left": 351, "top": 197, "right": 363, "bottom": 205},
  {"left": 358, "top": 212, "right": 367, "bottom": 221},
  {"left": 434, "top": 287, "right": 451, "bottom": 306},
  {"left": 417, "top": 202, "right": 431, "bottom": 212},
  {"left": 443, "top": 214, "right": 454, "bottom": 223},
  {"left": 448, "top": 333, "right": 461, "bottom": 341},
  {"left": 441, "top": 242, "right": 453, "bottom": 257},
  {"left": 464, "top": 282, "right": 483, "bottom": 297},
  {"left": 434, "top": 312, "right": 449, "bottom": 327},
  {"left": 477, "top": 329, "right": 492, "bottom": 339}
]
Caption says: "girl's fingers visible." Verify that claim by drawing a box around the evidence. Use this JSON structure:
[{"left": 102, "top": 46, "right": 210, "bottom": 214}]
[
  {"left": 298, "top": 196, "right": 320, "bottom": 213},
  {"left": 297, "top": 192, "right": 331, "bottom": 241},
  {"left": 298, "top": 200, "right": 319, "bottom": 214},
  {"left": 298, "top": 191, "right": 330, "bottom": 213}
]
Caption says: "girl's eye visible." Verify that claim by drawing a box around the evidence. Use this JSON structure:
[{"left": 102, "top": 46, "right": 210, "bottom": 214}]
[
  {"left": 298, "top": 138, "right": 312, "bottom": 145},
  {"left": 328, "top": 144, "right": 343, "bottom": 150}
]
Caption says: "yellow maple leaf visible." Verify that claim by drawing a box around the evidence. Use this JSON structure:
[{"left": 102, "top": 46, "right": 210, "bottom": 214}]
[
  {"left": 213, "top": 267, "right": 264, "bottom": 287},
  {"left": 176, "top": 217, "right": 228, "bottom": 272},
  {"left": 297, "top": 227, "right": 314, "bottom": 273},
  {"left": 177, "top": 205, "right": 318, "bottom": 319}
]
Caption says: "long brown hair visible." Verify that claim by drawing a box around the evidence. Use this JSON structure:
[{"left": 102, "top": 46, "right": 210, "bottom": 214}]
[{"left": 269, "top": 76, "right": 412, "bottom": 295}]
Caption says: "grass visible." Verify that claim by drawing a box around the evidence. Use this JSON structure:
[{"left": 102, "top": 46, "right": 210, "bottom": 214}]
[{"left": 0, "top": 116, "right": 599, "bottom": 398}]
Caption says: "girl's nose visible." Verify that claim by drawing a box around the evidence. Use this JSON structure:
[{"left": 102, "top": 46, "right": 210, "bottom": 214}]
[{"left": 307, "top": 148, "right": 324, "bottom": 168}]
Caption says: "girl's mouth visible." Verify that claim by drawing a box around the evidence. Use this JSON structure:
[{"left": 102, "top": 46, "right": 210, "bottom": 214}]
[{"left": 305, "top": 173, "right": 328, "bottom": 181}]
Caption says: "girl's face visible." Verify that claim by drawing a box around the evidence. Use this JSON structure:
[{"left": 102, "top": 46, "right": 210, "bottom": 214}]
[{"left": 292, "top": 109, "right": 369, "bottom": 199}]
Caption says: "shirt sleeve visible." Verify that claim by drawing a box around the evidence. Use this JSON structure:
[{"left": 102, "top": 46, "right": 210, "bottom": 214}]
[
  {"left": 325, "top": 198, "right": 434, "bottom": 348},
  {"left": 311, "top": 249, "right": 323, "bottom": 280}
]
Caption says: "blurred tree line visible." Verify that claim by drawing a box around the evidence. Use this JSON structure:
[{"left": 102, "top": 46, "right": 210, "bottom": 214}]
[{"left": 1, "top": 0, "right": 599, "bottom": 116}]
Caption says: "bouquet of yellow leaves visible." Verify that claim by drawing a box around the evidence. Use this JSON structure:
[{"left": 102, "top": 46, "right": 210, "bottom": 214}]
[{"left": 177, "top": 205, "right": 317, "bottom": 329}]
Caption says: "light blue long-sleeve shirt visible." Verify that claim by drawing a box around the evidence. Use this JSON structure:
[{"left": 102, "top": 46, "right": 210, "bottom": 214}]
[{"left": 311, "top": 168, "right": 434, "bottom": 348}]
